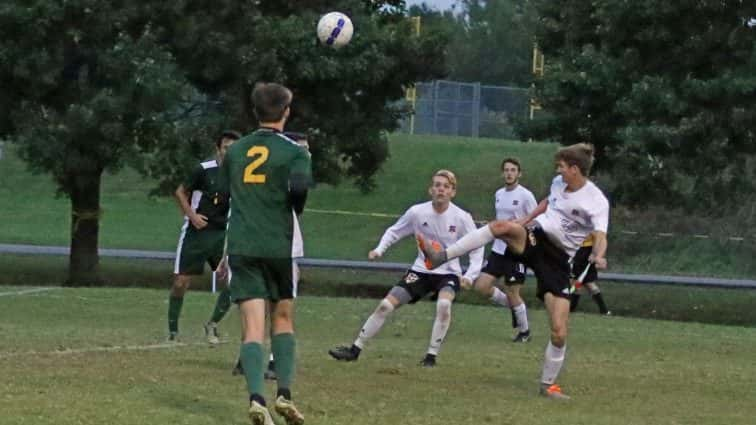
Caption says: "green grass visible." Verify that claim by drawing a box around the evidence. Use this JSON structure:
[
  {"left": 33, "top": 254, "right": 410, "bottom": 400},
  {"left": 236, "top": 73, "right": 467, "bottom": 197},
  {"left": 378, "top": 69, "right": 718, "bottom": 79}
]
[
  {"left": 2, "top": 134, "right": 755, "bottom": 278},
  {"left": 1, "top": 287, "right": 755, "bottom": 425}
]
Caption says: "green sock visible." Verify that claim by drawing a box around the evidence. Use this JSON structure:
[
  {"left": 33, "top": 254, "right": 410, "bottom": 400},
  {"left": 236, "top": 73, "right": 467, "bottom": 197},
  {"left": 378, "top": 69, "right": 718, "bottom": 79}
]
[
  {"left": 271, "top": 333, "right": 296, "bottom": 392},
  {"left": 240, "top": 342, "right": 265, "bottom": 395},
  {"left": 209, "top": 288, "right": 231, "bottom": 323},
  {"left": 168, "top": 296, "right": 184, "bottom": 334}
]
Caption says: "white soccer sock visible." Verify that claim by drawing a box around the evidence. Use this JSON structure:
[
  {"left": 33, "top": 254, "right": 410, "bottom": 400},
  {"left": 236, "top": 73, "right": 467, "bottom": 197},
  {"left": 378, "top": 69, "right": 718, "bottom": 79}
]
[
  {"left": 354, "top": 299, "right": 395, "bottom": 349},
  {"left": 427, "top": 298, "right": 452, "bottom": 355},
  {"left": 490, "top": 287, "right": 509, "bottom": 307},
  {"left": 446, "top": 225, "right": 495, "bottom": 260},
  {"left": 540, "top": 341, "right": 566, "bottom": 385},
  {"left": 513, "top": 303, "right": 529, "bottom": 332},
  {"left": 269, "top": 353, "right": 274, "bottom": 362},
  {"left": 586, "top": 282, "right": 601, "bottom": 295}
]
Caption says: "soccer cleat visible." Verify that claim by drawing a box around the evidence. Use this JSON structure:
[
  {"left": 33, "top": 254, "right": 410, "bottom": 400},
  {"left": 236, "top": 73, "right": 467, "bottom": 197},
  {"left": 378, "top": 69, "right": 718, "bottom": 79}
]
[
  {"left": 539, "top": 384, "right": 571, "bottom": 400},
  {"left": 603, "top": 310, "right": 612, "bottom": 316},
  {"left": 416, "top": 234, "right": 447, "bottom": 269},
  {"left": 232, "top": 358, "right": 244, "bottom": 376},
  {"left": 264, "top": 367, "right": 277, "bottom": 381},
  {"left": 420, "top": 353, "right": 436, "bottom": 367},
  {"left": 203, "top": 322, "right": 220, "bottom": 345},
  {"left": 167, "top": 332, "right": 179, "bottom": 343},
  {"left": 274, "top": 396, "right": 305, "bottom": 425},
  {"left": 328, "top": 345, "right": 360, "bottom": 361},
  {"left": 512, "top": 330, "right": 531, "bottom": 343},
  {"left": 248, "top": 401, "right": 275, "bottom": 425}
]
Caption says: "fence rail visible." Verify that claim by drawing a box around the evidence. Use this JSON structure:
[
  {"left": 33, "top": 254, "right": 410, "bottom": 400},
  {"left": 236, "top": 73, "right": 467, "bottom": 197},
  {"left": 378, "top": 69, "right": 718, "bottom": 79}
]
[{"left": 2, "top": 243, "right": 755, "bottom": 290}]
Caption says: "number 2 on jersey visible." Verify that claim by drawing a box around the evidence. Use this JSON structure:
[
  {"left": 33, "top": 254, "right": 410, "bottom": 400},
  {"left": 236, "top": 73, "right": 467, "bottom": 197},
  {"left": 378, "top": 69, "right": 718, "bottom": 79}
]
[{"left": 243, "top": 146, "right": 269, "bottom": 184}]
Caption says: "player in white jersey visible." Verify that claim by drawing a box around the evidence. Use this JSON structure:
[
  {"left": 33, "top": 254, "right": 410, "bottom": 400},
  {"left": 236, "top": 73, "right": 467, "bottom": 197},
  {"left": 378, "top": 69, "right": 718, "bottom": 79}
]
[
  {"left": 329, "top": 170, "right": 484, "bottom": 367},
  {"left": 419, "top": 144, "right": 609, "bottom": 398},
  {"left": 472, "top": 158, "right": 537, "bottom": 342}
]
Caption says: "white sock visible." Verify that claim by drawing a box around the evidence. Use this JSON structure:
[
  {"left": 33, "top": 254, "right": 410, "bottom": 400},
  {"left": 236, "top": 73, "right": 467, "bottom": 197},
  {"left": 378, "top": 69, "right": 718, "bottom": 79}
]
[
  {"left": 586, "top": 282, "right": 601, "bottom": 295},
  {"left": 513, "top": 303, "right": 529, "bottom": 332},
  {"left": 447, "top": 225, "right": 495, "bottom": 260},
  {"left": 354, "top": 299, "right": 394, "bottom": 349},
  {"left": 427, "top": 298, "right": 452, "bottom": 355},
  {"left": 490, "top": 287, "right": 509, "bottom": 307},
  {"left": 269, "top": 353, "right": 274, "bottom": 362},
  {"left": 540, "top": 341, "right": 566, "bottom": 385}
]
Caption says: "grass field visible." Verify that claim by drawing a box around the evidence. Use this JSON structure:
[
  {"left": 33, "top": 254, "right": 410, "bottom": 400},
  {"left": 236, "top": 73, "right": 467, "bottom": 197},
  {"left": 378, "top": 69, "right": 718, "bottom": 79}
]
[
  {"left": 2, "top": 134, "right": 755, "bottom": 278},
  {"left": 2, "top": 286, "right": 755, "bottom": 425}
]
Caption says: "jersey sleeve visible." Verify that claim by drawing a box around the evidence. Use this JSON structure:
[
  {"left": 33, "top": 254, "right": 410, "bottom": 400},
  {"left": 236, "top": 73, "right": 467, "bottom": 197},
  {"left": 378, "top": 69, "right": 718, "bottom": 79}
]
[
  {"left": 374, "top": 207, "right": 416, "bottom": 255},
  {"left": 589, "top": 194, "right": 610, "bottom": 233},
  {"left": 460, "top": 214, "right": 484, "bottom": 282},
  {"left": 523, "top": 189, "right": 538, "bottom": 215},
  {"left": 289, "top": 146, "right": 313, "bottom": 186}
]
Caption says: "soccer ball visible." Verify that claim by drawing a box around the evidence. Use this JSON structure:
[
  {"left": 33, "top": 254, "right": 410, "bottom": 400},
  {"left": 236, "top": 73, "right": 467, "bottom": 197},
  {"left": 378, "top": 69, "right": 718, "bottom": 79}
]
[{"left": 317, "top": 12, "right": 353, "bottom": 48}]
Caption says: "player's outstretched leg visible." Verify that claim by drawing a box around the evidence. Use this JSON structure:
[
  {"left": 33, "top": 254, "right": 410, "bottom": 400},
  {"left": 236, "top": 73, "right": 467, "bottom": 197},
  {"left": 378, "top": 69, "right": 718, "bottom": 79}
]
[
  {"left": 416, "top": 234, "right": 448, "bottom": 269},
  {"left": 329, "top": 296, "right": 399, "bottom": 361}
]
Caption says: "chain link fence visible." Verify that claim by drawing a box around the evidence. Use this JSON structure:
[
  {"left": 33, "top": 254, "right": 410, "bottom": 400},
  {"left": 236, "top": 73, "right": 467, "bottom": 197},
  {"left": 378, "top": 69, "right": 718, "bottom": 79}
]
[{"left": 400, "top": 80, "right": 530, "bottom": 139}]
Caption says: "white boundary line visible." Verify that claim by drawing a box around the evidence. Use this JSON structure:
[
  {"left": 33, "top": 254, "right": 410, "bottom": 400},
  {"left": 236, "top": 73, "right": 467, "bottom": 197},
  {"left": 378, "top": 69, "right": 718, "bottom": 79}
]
[
  {"left": 0, "top": 287, "right": 60, "bottom": 297},
  {"left": 0, "top": 341, "right": 222, "bottom": 360}
]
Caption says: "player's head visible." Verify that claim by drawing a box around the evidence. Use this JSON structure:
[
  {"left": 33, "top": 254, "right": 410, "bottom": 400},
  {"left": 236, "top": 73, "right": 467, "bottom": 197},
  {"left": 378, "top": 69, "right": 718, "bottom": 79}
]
[
  {"left": 429, "top": 169, "right": 457, "bottom": 205},
  {"left": 215, "top": 130, "right": 241, "bottom": 162},
  {"left": 555, "top": 143, "right": 594, "bottom": 178},
  {"left": 251, "top": 83, "right": 293, "bottom": 124},
  {"left": 500, "top": 157, "right": 522, "bottom": 186}
]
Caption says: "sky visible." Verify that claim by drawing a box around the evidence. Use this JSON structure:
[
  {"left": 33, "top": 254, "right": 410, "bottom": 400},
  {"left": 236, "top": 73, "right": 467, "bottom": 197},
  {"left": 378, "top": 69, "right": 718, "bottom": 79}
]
[{"left": 406, "top": 0, "right": 457, "bottom": 11}]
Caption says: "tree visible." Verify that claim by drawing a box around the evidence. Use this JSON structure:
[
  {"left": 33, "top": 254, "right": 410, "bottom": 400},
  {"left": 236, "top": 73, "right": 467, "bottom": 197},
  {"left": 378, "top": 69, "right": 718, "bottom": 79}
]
[
  {"left": 521, "top": 0, "right": 756, "bottom": 209},
  {"left": 0, "top": 0, "right": 448, "bottom": 285},
  {"left": 446, "top": 0, "right": 538, "bottom": 86}
]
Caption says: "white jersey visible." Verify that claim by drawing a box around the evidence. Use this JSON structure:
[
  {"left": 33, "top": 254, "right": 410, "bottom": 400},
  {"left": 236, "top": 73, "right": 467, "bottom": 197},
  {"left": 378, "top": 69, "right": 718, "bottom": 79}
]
[
  {"left": 491, "top": 185, "right": 537, "bottom": 255},
  {"left": 373, "top": 201, "right": 484, "bottom": 281},
  {"left": 535, "top": 175, "right": 609, "bottom": 257}
]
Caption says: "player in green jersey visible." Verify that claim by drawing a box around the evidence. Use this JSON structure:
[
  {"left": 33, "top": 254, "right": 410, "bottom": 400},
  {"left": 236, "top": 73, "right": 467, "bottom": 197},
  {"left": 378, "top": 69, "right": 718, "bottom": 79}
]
[
  {"left": 168, "top": 130, "right": 240, "bottom": 343},
  {"left": 218, "top": 83, "right": 311, "bottom": 425}
]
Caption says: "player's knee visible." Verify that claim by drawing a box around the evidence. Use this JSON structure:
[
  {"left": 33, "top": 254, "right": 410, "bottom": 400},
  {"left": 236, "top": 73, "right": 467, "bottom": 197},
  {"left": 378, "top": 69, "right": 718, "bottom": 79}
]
[
  {"left": 489, "top": 220, "right": 515, "bottom": 238},
  {"left": 550, "top": 326, "right": 568, "bottom": 346},
  {"left": 436, "top": 298, "right": 452, "bottom": 323},
  {"left": 586, "top": 282, "right": 600, "bottom": 295},
  {"left": 376, "top": 298, "right": 396, "bottom": 316}
]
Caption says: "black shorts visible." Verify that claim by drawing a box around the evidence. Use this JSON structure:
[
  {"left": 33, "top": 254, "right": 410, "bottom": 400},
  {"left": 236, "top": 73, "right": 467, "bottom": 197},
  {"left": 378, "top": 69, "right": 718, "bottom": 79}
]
[
  {"left": 481, "top": 251, "right": 527, "bottom": 285},
  {"left": 512, "top": 226, "right": 572, "bottom": 301},
  {"left": 571, "top": 246, "right": 598, "bottom": 283},
  {"left": 396, "top": 270, "right": 461, "bottom": 304}
]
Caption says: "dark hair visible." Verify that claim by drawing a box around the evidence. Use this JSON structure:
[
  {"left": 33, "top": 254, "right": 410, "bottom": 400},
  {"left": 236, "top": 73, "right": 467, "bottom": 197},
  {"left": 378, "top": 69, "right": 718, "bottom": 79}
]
[
  {"left": 216, "top": 130, "right": 241, "bottom": 148},
  {"left": 500, "top": 157, "right": 521, "bottom": 172},
  {"left": 251, "top": 82, "right": 292, "bottom": 123},
  {"left": 555, "top": 143, "right": 595, "bottom": 176}
]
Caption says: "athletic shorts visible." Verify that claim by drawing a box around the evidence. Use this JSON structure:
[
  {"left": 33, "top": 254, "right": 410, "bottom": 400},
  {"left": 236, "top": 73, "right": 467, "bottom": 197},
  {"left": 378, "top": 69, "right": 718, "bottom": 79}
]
[
  {"left": 571, "top": 246, "right": 598, "bottom": 283},
  {"left": 481, "top": 250, "right": 527, "bottom": 285},
  {"left": 396, "top": 270, "right": 461, "bottom": 304},
  {"left": 227, "top": 255, "right": 297, "bottom": 303},
  {"left": 174, "top": 227, "right": 225, "bottom": 275},
  {"left": 512, "top": 226, "right": 572, "bottom": 301}
]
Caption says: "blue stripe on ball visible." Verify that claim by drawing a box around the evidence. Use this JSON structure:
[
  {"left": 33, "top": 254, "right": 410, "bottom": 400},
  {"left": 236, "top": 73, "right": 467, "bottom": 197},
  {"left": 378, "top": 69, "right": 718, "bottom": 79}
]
[{"left": 326, "top": 18, "right": 346, "bottom": 45}]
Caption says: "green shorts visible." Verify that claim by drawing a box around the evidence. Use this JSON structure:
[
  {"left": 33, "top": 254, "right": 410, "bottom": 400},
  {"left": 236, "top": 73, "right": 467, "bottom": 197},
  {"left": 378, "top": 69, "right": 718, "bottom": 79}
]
[
  {"left": 174, "top": 226, "right": 225, "bottom": 275},
  {"left": 228, "top": 255, "right": 298, "bottom": 302}
]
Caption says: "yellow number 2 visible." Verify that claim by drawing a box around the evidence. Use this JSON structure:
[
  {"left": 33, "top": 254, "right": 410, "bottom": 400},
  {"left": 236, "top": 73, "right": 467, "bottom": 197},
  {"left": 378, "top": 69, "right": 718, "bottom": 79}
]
[{"left": 243, "top": 146, "right": 269, "bottom": 184}]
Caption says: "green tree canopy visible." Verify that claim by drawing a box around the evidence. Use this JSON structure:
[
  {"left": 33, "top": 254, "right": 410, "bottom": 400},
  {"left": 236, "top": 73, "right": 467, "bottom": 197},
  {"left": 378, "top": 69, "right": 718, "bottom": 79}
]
[
  {"left": 0, "top": 0, "right": 447, "bottom": 284},
  {"left": 522, "top": 0, "right": 756, "bottom": 209}
]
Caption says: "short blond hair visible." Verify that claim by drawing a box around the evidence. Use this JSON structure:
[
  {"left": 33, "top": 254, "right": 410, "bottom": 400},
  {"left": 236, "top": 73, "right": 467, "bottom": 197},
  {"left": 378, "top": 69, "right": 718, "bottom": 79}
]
[{"left": 432, "top": 169, "right": 457, "bottom": 189}]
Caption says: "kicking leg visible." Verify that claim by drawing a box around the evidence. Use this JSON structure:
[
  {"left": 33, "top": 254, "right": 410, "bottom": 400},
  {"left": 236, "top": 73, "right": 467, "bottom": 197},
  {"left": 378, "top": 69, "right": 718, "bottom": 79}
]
[{"left": 418, "top": 220, "right": 527, "bottom": 268}]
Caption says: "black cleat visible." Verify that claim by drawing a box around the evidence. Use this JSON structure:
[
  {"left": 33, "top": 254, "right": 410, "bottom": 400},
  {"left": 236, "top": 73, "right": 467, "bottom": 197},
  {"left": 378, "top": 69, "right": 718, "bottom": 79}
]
[
  {"left": 264, "top": 363, "right": 277, "bottom": 380},
  {"left": 328, "top": 345, "right": 360, "bottom": 361},
  {"left": 420, "top": 354, "right": 436, "bottom": 367},
  {"left": 232, "top": 357, "right": 244, "bottom": 376},
  {"left": 512, "top": 330, "right": 531, "bottom": 343},
  {"left": 416, "top": 234, "right": 447, "bottom": 269}
]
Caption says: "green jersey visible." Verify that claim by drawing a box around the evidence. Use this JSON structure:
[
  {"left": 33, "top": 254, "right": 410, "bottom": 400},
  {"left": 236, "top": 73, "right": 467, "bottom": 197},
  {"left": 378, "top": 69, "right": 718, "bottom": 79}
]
[
  {"left": 219, "top": 128, "right": 312, "bottom": 258},
  {"left": 183, "top": 159, "right": 230, "bottom": 231}
]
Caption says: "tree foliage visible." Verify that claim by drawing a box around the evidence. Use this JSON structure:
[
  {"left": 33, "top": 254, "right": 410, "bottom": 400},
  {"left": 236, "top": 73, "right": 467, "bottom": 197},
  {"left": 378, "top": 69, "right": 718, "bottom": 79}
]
[{"left": 522, "top": 0, "right": 756, "bottom": 209}]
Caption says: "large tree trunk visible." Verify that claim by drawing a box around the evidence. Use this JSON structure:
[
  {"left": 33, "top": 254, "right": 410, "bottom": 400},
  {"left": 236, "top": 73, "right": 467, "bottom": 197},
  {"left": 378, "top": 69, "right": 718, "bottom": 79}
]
[{"left": 65, "top": 171, "right": 104, "bottom": 286}]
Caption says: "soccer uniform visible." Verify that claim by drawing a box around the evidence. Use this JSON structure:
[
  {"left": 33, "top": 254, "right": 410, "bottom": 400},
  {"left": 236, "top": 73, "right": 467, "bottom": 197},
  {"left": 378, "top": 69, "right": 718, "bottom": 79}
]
[
  {"left": 518, "top": 176, "right": 609, "bottom": 300},
  {"left": 571, "top": 235, "right": 598, "bottom": 283},
  {"left": 373, "top": 201, "right": 484, "bottom": 303},
  {"left": 483, "top": 185, "right": 537, "bottom": 285},
  {"left": 174, "top": 159, "right": 229, "bottom": 275},
  {"left": 218, "top": 128, "right": 312, "bottom": 302}
]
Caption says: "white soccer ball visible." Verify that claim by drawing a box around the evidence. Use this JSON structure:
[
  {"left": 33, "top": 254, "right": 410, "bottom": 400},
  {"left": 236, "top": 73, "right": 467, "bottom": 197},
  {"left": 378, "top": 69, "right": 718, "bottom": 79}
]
[{"left": 317, "top": 12, "right": 353, "bottom": 48}]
